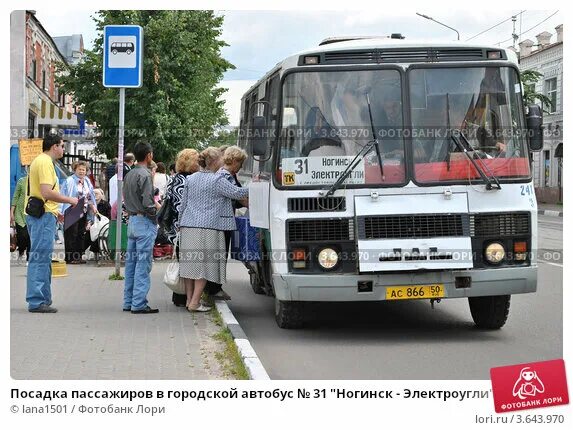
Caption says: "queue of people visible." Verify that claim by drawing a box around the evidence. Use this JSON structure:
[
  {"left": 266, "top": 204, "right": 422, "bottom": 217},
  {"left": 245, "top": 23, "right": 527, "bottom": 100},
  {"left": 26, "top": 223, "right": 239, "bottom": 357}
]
[{"left": 20, "top": 134, "right": 249, "bottom": 316}]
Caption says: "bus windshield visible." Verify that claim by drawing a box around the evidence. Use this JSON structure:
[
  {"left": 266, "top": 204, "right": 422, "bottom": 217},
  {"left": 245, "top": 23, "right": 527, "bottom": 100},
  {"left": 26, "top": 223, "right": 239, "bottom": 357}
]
[
  {"left": 278, "top": 70, "right": 405, "bottom": 187},
  {"left": 409, "top": 67, "right": 530, "bottom": 183}
]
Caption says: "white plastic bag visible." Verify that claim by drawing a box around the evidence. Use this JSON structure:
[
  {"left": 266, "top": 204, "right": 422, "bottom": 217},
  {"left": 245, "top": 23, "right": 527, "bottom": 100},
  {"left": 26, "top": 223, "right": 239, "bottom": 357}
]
[
  {"left": 163, "top": 234, "right": 184, "bottom": 294},
  {"left": 164, "top": 260, "right": 184, "bottom": 294},
  {"left": 90, "top": 214, "right": 109, "bottom": 242}
]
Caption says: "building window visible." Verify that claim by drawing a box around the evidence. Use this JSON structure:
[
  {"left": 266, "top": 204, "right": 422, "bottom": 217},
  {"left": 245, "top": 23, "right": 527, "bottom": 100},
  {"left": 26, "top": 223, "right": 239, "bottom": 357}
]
[
  {"left": 545, "top": 78, "right": 557, "bottom": 113},
  {"left": 31, "top": 58, "right": 37, "bottom": 80},
  {"left": 42, "top": 70, "right": 46, "bottom": 91},
  {"left": 544, "top": 150, "right": 550, "bottom": 187},
  {"left": 28, "top": 111, "right": 36, "bottom": 138}
]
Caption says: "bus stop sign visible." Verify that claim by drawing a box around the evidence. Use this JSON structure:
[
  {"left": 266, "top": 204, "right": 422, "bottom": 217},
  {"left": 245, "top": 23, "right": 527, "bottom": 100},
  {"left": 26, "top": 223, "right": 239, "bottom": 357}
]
[{"left": 103, "top": 25, "right": 143, "bottom": 88}]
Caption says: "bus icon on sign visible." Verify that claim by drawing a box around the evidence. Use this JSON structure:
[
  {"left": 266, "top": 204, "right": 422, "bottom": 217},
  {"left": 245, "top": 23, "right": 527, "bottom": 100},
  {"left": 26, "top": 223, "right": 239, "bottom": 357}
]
[{"left": 111, "top": 42, "right": 134, "bottom": 55}]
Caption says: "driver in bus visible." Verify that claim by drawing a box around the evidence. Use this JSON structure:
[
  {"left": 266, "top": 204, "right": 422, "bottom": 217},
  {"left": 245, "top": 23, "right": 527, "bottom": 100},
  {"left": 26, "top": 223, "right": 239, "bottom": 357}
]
[{"left": 301, "top": 106, "right": 343, "bottom": 157}]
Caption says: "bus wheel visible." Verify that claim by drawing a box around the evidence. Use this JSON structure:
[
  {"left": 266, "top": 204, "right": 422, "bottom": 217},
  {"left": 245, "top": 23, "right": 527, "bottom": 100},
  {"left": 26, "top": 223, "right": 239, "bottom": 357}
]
[
  {"left": 468, "top": 295, "right": 510, "bottom": 329},
  {"left": 275, "top": 299, "right": 304, "bottom": 329},
  {"left": 249, "top": 269, "right": 265, "bottom": 295}
]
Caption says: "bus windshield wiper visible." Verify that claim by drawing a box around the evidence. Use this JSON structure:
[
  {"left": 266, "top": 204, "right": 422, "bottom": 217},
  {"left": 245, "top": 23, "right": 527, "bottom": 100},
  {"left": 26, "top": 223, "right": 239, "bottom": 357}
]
[
  {"left": 444, "top": 94, "right": 501, "bottom": 190},
  {"left": 321, "top": 91, "right": 384, "bottom": 197}
]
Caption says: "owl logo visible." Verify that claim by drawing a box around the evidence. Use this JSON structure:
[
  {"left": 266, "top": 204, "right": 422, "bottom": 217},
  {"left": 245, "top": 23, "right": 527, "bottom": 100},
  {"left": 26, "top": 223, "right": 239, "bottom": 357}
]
[{"left": 512, "top": 367, "right": 545, "bottom": 400}]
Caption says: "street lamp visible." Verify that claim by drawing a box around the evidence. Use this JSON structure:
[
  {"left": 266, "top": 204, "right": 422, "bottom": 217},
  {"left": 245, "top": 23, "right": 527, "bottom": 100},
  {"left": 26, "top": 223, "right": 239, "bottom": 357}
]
[{"left": 416, "top": 12, "right": 460, "bottom": 40}]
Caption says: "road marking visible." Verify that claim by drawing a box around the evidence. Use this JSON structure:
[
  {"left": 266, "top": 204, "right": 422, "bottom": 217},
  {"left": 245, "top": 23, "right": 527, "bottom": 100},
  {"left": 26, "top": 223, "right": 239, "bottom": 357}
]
[{"left": 539, "top": 260, "right": 563, "bottom": 268}]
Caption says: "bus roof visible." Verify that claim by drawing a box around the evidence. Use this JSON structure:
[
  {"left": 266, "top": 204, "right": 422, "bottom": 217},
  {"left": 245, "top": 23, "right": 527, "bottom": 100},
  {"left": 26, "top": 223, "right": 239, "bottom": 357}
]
[{"left": 241, "top": 37, "right": 518, "bottom": 100}]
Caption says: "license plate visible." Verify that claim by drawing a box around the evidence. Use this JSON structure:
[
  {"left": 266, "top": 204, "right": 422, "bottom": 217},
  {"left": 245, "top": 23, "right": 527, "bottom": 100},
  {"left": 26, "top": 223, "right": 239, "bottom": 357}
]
[{"left": 385, "top": 284, "right": 445, "bottom": 301}]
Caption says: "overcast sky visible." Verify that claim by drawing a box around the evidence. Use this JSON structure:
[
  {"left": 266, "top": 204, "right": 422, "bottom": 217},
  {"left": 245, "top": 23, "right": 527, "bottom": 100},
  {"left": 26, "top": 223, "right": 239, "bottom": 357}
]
[{"left": 34, "top": 9, "right": 563, "bottom": 125}]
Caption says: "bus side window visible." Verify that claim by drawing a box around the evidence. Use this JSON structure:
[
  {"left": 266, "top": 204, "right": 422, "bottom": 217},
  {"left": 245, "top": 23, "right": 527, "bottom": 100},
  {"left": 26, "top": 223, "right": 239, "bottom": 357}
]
[
  {"left": 243, "top": 90, "right": 259, "bottom": 175},
  {"left": 259, "top": 73, "right": 280, "bottom": 173}
]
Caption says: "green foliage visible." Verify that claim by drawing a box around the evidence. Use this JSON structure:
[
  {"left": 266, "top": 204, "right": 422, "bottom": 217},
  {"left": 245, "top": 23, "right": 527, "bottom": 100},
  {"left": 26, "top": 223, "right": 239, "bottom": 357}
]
[
  {"left": 205, "top": 127, "right": 239, "bottom": 148},
  {"left": 57, "top": 11, "right": 234, "bottom": 162},
  {"left": 521, "top": 69, "right": 554, "bottom": 114}
]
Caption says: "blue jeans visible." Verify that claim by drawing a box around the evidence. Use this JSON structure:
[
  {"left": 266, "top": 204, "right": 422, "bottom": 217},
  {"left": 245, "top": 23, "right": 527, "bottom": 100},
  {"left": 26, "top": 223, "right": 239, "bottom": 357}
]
[
  {"left": 26, "top": 213, "right": 57, "bottom": 310},
  {"left": 123, "top": 216, "right": 157, "bottom": 311}
]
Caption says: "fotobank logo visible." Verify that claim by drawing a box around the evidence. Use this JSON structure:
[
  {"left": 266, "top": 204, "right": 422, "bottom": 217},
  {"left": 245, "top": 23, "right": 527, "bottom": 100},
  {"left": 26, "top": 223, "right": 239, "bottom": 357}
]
[{"left": 490, "top": 359, "right": 569, "bottom": 413}]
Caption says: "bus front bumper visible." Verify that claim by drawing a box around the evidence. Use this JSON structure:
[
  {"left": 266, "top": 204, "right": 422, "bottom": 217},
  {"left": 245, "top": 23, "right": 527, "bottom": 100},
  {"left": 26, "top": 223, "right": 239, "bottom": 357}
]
[{"left": 272, "top": 267, "right": 537, "bottom": 302}]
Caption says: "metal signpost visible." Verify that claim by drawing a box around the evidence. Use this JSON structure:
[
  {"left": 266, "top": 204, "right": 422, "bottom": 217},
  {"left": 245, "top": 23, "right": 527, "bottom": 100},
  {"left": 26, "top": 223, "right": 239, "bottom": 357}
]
[{"left": 103, "top": 25, "right": 143, "bottom": 276}]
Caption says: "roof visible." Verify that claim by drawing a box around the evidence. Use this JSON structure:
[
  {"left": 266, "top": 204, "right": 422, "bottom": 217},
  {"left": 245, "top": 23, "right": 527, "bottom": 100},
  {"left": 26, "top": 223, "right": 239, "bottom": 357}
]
[
  {"left": 297, "top": 37, "right": 511, "bottom": 55},
  {"left": 26, "top": 11, "right": 68, "bottom": 65},
  {"left": 520, "top": 41, "right": 563, "bottom": 59},
  {"left": 53, "top": 35, "right": 83, "bottom": 61}
]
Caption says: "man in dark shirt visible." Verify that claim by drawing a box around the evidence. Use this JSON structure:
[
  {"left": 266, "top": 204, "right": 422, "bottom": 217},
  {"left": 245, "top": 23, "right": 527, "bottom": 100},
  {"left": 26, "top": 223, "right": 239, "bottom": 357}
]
[{"left": 122, "top": 142, "right": 159, "bottom": 314}]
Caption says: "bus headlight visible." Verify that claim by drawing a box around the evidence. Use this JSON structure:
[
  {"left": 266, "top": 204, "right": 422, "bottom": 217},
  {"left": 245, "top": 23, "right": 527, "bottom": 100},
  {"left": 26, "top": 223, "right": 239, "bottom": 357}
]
[
  {"left": 485, "top": 242, "right": 505, "bottom": 264},
  {"left": 317, "top": 248, "right": 339, "bottom": 270}
]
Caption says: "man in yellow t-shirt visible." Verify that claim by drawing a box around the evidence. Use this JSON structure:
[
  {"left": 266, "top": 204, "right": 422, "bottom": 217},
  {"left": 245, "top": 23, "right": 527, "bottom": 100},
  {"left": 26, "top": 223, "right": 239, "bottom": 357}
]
[{"left": 25, "top": 134, "right": 78, "bottom": 313}]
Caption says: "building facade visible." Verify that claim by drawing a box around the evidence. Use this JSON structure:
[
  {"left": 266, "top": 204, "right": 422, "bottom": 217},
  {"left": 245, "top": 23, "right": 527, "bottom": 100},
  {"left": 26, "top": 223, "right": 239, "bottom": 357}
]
[
  {"left": 10, "top": 10, "right": 79, "bottom": 142},
  {"left": 10, "top": 11, "right": 107, "bottom": 196},
  {"left": 518, "top": 25, "right": 563, "bottom": 204}
]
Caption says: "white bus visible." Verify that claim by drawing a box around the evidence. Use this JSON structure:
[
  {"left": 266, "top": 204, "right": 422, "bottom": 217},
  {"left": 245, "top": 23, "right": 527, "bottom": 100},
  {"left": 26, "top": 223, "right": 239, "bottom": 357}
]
[{"left": 238, "top": 35, "right": 543, "bottom": 329}]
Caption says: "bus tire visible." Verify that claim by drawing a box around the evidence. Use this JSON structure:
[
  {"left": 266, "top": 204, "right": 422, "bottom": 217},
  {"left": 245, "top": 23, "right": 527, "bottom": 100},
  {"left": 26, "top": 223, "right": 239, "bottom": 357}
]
[
  {"left": 275, "top": 299, "right": 303, "bottom": 329},
  {"left": 249, "top": 269, "right": 265, "bottom": 295},
  {"left": 468, "top": 295, "right": 510, "bottom": 329}
]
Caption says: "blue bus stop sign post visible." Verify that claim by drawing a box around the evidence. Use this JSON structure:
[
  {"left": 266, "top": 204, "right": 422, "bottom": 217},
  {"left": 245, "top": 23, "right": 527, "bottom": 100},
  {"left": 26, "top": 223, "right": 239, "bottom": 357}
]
[{"left": 103, "top": 25, "right": 143, "bottom": 276}]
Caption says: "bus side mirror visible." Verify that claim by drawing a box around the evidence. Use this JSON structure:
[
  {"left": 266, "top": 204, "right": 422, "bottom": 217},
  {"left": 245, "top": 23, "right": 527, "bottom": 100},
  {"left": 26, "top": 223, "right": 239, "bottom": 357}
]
[
  {"left": 252, "top": 115, "right": 268, "bottom": 156},
  {"left": 526, "top": 104, "right": 543, "bottom": 152}
]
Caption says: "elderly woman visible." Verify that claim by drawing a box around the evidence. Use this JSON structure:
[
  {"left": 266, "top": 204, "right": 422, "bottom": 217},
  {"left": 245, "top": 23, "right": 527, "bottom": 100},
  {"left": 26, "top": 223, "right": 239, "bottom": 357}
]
[
  {"left": 165, "top": 149, "right": 201, "bottom": 307},
  {"left": 93, "top": 188, "right": 111, "bottom": 219},
  {"left": 203, "top": 146, "right": 248, "bottom": 300},
  {"left": 60, "top": 160, "right": 97, "bottom": 264},
  {"left": 178, "top": 147, "right": 249, "bottom": 312}
]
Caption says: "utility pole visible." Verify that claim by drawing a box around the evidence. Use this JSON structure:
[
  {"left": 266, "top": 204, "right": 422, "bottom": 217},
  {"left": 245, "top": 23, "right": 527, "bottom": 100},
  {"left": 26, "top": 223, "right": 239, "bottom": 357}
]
[{"left": 512, "top": 15, "right": 518, "bottom": 49}]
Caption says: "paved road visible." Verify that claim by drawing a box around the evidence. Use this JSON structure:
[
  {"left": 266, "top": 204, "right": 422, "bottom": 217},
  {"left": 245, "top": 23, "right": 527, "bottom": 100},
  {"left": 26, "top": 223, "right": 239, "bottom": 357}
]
[{"left": 226, "top": 214, "right": 562, "bottom": 380}]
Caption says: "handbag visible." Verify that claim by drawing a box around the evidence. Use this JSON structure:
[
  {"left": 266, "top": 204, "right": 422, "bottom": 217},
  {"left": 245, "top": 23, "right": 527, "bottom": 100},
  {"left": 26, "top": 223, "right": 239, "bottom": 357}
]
[
  {"left": 25, "top": 176, "right": 56, "bottom": 218},
  {"left": 163, "top": 235, "right": 184, "bottom": 294},
  {"left": 10, "top": 226, "right": 17, "bottom": 252},
  {"left": 90, "top": 214, "right": 109, "bottom": 242},
  {"left": 157, "top": 194, "right": 175, "bottom": 228},
  {"left": 26, "top": 196, "right": 45, "bottom": 218}
]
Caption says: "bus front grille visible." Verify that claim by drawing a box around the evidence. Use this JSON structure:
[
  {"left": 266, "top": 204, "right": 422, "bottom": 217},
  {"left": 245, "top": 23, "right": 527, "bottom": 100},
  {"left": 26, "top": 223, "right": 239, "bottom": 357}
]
[
  {"left": 287, "top": 218, "right": 354, "bottom": 242},
  {"left": 469, "top": 212, "right": 530, "bottom": 237},
  {"left": 357, "top": 214, "right": 469, "bottom": 239},
  {"left": 288, "top": 197, "right": 346, "bottom": 212}
]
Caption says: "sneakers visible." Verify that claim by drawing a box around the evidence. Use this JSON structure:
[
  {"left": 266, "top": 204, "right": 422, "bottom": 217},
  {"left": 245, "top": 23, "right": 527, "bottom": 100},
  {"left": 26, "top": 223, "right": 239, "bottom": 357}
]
[
  {"left": 211, "top": 289, "right": 231, "bottom": 300},
  {"left": 29, "top": 304, "right": 58, "bottom": 313},
  {"left": 187, "top": 303, "right": 212, "bottom": 313}
]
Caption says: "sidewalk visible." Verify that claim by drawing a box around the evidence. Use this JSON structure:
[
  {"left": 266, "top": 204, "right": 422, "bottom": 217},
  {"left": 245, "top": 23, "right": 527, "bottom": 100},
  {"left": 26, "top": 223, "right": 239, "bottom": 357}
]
[
  {"left": 10, "top": 260, "right": 230, "bottom": 380},
  {"left": 537, "top": 203, "right": 563, "bottom": 217}
]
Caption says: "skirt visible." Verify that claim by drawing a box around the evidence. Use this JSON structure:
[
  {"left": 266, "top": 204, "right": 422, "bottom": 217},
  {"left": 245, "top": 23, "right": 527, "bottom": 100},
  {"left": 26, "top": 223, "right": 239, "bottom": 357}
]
[{"left": 179, "top": 227, "right": 227, "bottom": 284}]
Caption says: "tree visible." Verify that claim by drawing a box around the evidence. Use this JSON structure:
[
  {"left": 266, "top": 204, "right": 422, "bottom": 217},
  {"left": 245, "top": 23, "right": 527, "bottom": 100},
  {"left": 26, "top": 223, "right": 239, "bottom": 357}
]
[
  {"left": 58, "top": 11, "right": 234, "bottom": 163},
  {"left": 521, "top": 69, "right": 554, "bottom": 114},
  {"left": 205, "top": 127, "right": 239, "bottom": 148}
]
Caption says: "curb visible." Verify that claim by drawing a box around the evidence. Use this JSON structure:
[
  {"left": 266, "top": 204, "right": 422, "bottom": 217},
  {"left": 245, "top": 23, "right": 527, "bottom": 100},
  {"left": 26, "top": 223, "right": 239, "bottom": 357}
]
[
  {"left": 214, "top": 301, "right": 270, "bottom": 380},
  {"left": 538, "top": 210, "right": 563, "bottom": 217}
]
